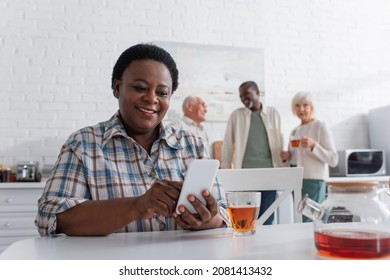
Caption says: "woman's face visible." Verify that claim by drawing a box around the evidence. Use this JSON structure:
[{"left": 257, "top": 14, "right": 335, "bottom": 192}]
[
  {"left": 113, "top": 59, "right": 173, "bottom": 136},
  {"left": 294, "top": 100, "right": 313, "bottom": 124}
]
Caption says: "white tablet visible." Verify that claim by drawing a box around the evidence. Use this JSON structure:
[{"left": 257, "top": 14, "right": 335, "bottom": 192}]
[{"left": 175, "top": 159, "right": 220, "bottom": 214}]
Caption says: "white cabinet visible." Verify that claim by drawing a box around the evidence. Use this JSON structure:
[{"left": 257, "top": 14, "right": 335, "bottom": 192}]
[{"left": 0, "top": 183, "right": 44, "bottom": 254}]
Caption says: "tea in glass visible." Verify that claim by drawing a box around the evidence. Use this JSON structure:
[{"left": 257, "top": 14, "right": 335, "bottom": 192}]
[
  {"left": 298, "top": 181, "right": 390, "bottom": 258},
  {"left": 315, "top": 229, "right": 390, "bottom": 259},
  {"left": 226, "top": 192, "right": 261, "bottom": 236},
  {"left": 290, "top": 137, "right": 300, "bottom": 148}
]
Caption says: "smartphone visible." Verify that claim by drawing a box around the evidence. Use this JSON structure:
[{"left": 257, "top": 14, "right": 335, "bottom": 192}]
[{"left": 175, "top": 159, "right": 220, "bottom": 214}]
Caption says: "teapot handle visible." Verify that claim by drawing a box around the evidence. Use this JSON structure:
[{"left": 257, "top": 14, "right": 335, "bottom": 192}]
[
  {"left": 378, "top": 180, "right": 390, "bottom": 208},
  {"left": 298, "top": 193, "right": 323, "bottom": 221}
]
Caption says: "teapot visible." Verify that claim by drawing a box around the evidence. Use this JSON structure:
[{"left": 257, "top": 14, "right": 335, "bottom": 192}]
[{"left": 298, "top": 181, "right": 390, "bottom": 259}]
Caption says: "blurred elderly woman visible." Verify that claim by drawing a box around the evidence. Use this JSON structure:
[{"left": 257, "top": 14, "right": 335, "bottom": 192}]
[{"left": 281, "top": 92, "right": 338, "bottom": 222}]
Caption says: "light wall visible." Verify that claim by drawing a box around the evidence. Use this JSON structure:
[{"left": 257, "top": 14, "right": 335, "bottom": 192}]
[{"left": 1, "top": 0, "right": 390, "bottom": 169}]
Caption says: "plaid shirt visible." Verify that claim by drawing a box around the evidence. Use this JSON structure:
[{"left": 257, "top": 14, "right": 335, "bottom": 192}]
[{"left": 35, "top": 111, "right": 225, "bottom": 236}]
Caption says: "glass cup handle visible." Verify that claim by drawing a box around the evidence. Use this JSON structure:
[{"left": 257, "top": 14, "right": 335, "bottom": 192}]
[{"left": 217, "top": 201, "right": 231, "bottom": 227}]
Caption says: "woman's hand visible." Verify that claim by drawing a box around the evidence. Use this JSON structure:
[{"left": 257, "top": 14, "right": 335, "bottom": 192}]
[
  {"left": 173, "top": 190, "right": 223, "bottom": 230},
  {"left": 301, "top": 136, "right": 316, "bottom": 150},
  {"left": 135, "top": 180, "right": 182, "bottom": 219}
]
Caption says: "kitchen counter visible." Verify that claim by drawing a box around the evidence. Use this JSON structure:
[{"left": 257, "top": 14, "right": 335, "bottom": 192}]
[
  {"left": 327, "top": 176, "right": 389, "bottom": 184},
  {"left": 0, "top": 182, "right": 46, "bottom": 189},
  {"left": 0, "top": 182, "right": 45, "bottom": 253}
]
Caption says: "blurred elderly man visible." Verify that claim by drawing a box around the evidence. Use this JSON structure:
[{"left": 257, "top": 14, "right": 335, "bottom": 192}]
[{"left": 172, "top": 95, "right": 210, "bottom": 149}]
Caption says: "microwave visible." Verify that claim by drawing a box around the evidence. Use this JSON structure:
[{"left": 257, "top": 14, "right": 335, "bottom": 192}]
[{"left": 329, "top": 149, "right": 386, "bottom": 177}]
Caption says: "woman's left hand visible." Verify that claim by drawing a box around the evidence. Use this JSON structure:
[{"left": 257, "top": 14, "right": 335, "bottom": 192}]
[
  {"left": 301, "top": 136, "right": 316, "bottom": 150},
  {"left": 173, "top": 190, "right": 223, "bottom": 230}
]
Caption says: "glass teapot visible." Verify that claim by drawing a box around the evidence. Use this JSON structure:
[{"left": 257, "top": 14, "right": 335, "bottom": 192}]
[{"left": 298, "top": 181, "right": 390, "bottom": 259}]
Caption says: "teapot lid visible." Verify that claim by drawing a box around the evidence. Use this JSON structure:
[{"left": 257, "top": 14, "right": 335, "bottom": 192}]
[
  {"left": 327, "top": 181, "right": 379, "bottom": 187},
  {"left": 327, "top": 181, "right": 379, "bottom": 193}
]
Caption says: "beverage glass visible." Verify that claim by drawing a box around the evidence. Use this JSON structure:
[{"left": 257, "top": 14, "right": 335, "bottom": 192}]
[
  {"left": 290, "top": 136, "right": 300, "bottom": 148},
  {"left": 226, "top": 192, "right": 261, "bottom": 236},
  {"left": 298, "top": 181, "right": 390, "bottom": 258}
]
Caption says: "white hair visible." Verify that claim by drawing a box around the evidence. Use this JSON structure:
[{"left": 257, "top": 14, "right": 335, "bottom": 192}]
[
  {"left": 291, "top": 91, "right": 314, "bottom": 116},
  {"left": 182, "top": 95, "right": 201, "bottom": 112}
]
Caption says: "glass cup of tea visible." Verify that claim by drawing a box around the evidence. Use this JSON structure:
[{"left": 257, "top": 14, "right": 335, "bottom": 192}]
[
  {"left": 290, "top": 136, "right": 300, "bottom": 148},
  {"left": 225, "top": 192, "right": 261, "bottom": 236}
]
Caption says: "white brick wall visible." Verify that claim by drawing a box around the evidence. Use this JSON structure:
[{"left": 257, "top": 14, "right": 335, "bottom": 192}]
[{"left": 1, "top": 0, "right": 390, "bottom": 170}]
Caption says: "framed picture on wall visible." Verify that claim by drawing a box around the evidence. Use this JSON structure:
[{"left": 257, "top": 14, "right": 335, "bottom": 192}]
[{"left": 155, "top": 41, "right": 265, "bottom": 122}]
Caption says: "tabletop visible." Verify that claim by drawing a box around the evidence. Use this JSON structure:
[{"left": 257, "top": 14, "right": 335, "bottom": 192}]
[{"left": 0, "top": 223, "right": 323, "bottom": 260}]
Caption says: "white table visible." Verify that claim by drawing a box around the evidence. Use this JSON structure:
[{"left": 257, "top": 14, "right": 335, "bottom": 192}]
[{"left": 0, "top": 223, "right": 321, "bottom": 260}]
